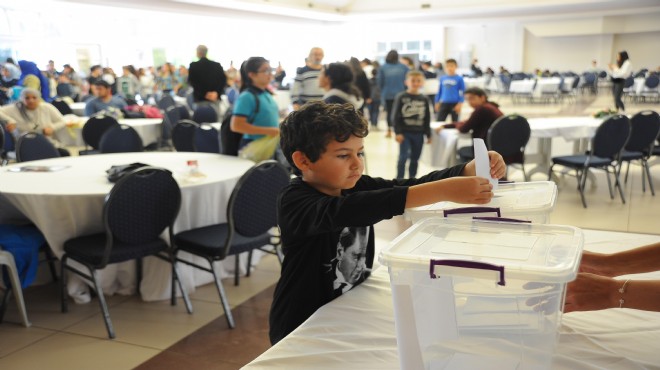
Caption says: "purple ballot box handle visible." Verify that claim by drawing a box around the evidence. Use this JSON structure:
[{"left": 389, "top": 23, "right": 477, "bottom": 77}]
[
  {"left": 443, "top": 207, "right": 501, "bottom": 218},
  {"left": 430, "top": 259, "right": 506, "bottom": 286},
  {"left": 472, "top": 216, "right": 532, "bottom": 224}
]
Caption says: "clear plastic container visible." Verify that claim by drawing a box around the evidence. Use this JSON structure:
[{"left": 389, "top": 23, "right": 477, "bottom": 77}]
[
  {"left": 379, "top": 218, "right": 583, "bottom": 370},
  {"left": 405, "top": 181, "right": 558, "bottom": 224}
]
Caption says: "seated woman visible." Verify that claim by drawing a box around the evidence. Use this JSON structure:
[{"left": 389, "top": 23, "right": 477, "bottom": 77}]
[
  {"left": 436, "top": 87, "right": 503, "bottom": 162},
  {"left": 565, "top": 242, "right": 660, "bottom": 312},
  {"left": 320, "top": 63, "right": 364, "bottom": 110},
  {"left": 0, "top": 88, "right": 71, "bottom": 156}
]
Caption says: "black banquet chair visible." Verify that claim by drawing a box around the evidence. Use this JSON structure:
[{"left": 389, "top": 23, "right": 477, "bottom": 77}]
[
  {"left": 157, "top": 94, "right": 176, "bottom": 111},
  {"left": 548, "top": 115, "right": 631, "bottom": 208},
  {"left": 171, "top": 161, "right": 291, "bottom": 329},
  {"left": 193, "top": 125, "right": 221, "bottom": 153},
  {"left": 16, "top": 133, "right": 61, "bottom": 162},
  {"left": 618, "top": 110, "right": 660, "bottom": 195},
  {"left": 60, "top": 167, "right": 193, "bottom": 339},
  {"left": 81, "top": 115, "right": 119, "bottom": 155},
  {"left": 171, "top": 120, "right": 199, "bottom": 152},
  {"left": 52, "top": 99, "right": 73, "bottom": 115},
  {"left": 192, "top": 105, "right": 218, "bottom": 124},
  {"left": 488, "top": 114, "right": 531, "bottom": 181},
  {"left": 99, "top": 124, "right": 144, "bottom": 153}
]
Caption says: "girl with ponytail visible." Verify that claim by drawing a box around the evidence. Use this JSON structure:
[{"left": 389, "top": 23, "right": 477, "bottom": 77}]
[
  {"left": 319, "top": 63, "right": 364, "bottom": 110},
  {"left": 230, "top": 57, "right": 280, "bottom": 148}
]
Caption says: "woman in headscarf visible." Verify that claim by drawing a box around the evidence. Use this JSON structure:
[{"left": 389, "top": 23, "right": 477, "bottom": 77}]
[
  {"left": 0, "top": 88, "right": 69, "bottom": 155},
  {"left": 1, "top": 63, "right": 21, "bottom": 104},
  {"left": 17, "top": 60, "right": 51, "bottom": 102}
]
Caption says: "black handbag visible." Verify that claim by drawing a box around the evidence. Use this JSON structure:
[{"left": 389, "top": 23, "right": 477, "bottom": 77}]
[{"left": 106, "top": 162, "right": 150, "bottom": 183}]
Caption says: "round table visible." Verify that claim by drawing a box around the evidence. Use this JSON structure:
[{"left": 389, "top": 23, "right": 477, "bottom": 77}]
[
  {"left": 56, "top": 116, "right": 163, "bottom": 148},
  {"left": 0, "top": 152, "right": 258, "bottom": 302}
]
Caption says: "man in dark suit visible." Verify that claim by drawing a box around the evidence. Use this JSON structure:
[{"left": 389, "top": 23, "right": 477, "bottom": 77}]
[{"left": 188, "top": 45, "right": 226, "bottom": 116}]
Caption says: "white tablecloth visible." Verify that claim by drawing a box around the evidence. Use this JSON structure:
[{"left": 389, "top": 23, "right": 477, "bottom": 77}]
[
  {"left": 68, "top": 102, "right": 86, "bottom": 116},
  {"left": 423, "top": 116, "right": 603, "bottom": 169},
  {"left": 0, "top": 152, "right": 259, "bottom": 302},
  {"left": 244, "top": 229, "right": 660, "bottom": 370},
  {"left": 56, "top": 116, "right": 162, "bottom": 147}
]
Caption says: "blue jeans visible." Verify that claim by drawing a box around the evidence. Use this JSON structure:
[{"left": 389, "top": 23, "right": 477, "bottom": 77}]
[
  {"left": 368, "top": 100, "right": 380, "bottom": 126},
  {"left": 397, "top": 132, "right": 424, "bottom": 179}
]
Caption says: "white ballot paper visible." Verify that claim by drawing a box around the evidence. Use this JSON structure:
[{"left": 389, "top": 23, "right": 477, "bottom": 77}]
[{"left": 473, "top": 138, "right": 498, "bottom": 190}]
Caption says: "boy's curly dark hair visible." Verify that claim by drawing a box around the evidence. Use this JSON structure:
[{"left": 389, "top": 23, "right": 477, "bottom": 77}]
[{"left": 280, "top": 101, "right": 369, "bottom": 171}]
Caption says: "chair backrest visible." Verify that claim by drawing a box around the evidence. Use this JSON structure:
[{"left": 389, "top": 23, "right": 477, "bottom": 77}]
[
  {"left": 162, "top": 105, "right": 181, "bottom": 141},
  {"left": 592, "top": 115, "right": 631, "bottom": 159},
  {"left": 16, "top": 133, "right": 60, "bottom": 162},
  {"left": 99, "top": 124, "right": 144, "bottom": 153},
  {"left": 645, "top": 75, "right": 659, "bottom": 89},
  {"left": 583, "top": 72, "right": 596, "bottom": 84},
  {"left": 104, "top": 167, "right": 180, "bottom": 251},
  {"left": 193, "top": 124, "right": 220, "bottom": 153},
  {"left": 82, "top": 115, "right": 119, "bottom": 149},
  {"left": 52, "top": 99, "right": 73, "bottom": 115},
  {"left": 598, "top": 71, "right": 607, "bottom": 79},
  {"left": 186, "top": 92, "right": 195, "bottom": 111},
  {"left": 157, "top": 95, "right": 175, "bottom": 111},
  {"left": 192, "top": 105, "right": 218, "bottom": 124},
  {"left": 177, "top": 105, "right": 191, "bottom": 120},
  {"left": 624, "top": 76, "right": 635, "bottom": 88},
  {"left": 0, "top": 123, "right": 5, "bottom": 154},
  {"left": 226, "top": 161, "right": 290, "bottom": 253},
  {"left": 626, "top": 111, "right": 660, "bottom": 153},
  {"left": 571, "top": 76, "right": 580, "bottom": 89},
  {"left": 487, "top": 114, "right": 531, "bottom": 161},
  {"left": 171, "top": 120, "right": 199, "bottom": 152}
]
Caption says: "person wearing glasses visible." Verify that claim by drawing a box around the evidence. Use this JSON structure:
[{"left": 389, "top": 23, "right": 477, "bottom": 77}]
[{"left": 230, "top": 57, "right": 280, "bottom": 149}]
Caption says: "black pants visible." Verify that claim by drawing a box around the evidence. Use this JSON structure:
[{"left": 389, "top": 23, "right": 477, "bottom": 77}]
[
  {"left": 384, "top": 99, "right": 395, "bottom": 128},
  {"left": 437, "top": 102, "right": 458, "bottom": 122},
  {"left": 612, "top": 81, "right": 625, "bottom": 111}
]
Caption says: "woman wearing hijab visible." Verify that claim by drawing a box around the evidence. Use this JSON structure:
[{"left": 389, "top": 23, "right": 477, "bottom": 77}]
[
  {"left": 17, "top": 60, "right": 51, "bottom": 103},
  {"left": 1, "top": 63, "right": 21, "bottom": 104},
  {"left": 0, "top": 88, "right": 69, "bottom": 155}
]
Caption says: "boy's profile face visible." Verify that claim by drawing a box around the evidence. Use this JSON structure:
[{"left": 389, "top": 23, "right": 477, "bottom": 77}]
[
  {"left": 295, "top": 135, "right": 365, "bottom": 196},
  {"left": 406, "top": 76, "right": 424, "bottom": 93},
  {"left": 446, "top": 62, "right": 457, "bottom": 75}
]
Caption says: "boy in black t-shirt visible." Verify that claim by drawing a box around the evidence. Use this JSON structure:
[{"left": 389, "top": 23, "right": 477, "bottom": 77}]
[
  {"left": 269, "top": 101, "right": 506, "bottom": 345},
  {"left": 392, "top": 70, "right": 432, "bottom": 179}
]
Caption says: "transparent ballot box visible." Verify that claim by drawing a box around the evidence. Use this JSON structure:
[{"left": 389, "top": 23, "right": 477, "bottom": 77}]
[
  {"left": 405, "top": 181, "right": 558, "bottom": 224},
  {"left": 379, "top": 218, "right": 583, "bottom": 370}
]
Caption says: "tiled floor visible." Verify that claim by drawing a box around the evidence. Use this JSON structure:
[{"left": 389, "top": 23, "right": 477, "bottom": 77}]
[{"left": 1, "top": 93, "right": 658, "bottom": 370}]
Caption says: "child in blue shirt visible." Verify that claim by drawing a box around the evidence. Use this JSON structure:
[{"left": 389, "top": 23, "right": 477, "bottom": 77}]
[{"left": 434, "top": 59, "right": 465, "bottom": 122}]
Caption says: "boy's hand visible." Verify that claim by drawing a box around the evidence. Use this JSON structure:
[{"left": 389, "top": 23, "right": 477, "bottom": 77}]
[
  {"left": 442, "top": 177, "right": 494, "bottom": 204},
  {"left": 395, "top": 134, "right": 404, "bottom": 144},
  {"left": 463, "top": 151, "right": 507, "bottom": 179}
]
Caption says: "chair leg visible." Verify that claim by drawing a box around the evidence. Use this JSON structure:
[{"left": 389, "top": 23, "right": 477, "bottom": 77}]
[
  {"left": 209, "top": 259, "right": 235, "bottom": 329},
  {"left": 275, "top": 244, "right": 284, "bottom": 265},
  {"left": 547, "top": 164, "right": 554, "bottom": 181},
  {"left": 644, "top": 160, "right": 655, "bottom": 196},
  {"left": 605, "top": 168, "right": 614, "bottom": 199},
  {"left": 521, "top": 164, "right": 528, "bottom": 182},
  {"left": 136, "top": 258, "right": 143, "bottom": 296},
  {"left": 641, "top": 160, "right": 647, "bottom": 193},
  {"left": 43, "top": 245, "right": 58, "bottom": 282},
  {"left": 624, "top": 161, "right": 631, "bottom": 184},
  {"left": 614, "top": 166, "right": 627, "bottom": 205},
  {"left": 0, "top": 260, "right": 31, "bottom": 327},
  {"left": 170, "top": 254, "right": 193, "bottom": 314},
  {"left": 60, "top": 255, "right": 69, "bottom": 313},
  {"left": 234, "top": 254, "right": 240, "bottom": 287},
  {"left": 577, "top": 169, "right": 588, "bottom": 208},
  {"left": 170, "top": 254, "right": 177, "bottom": 307},
  {"left": 89, "top": 267, "right": 115, "bottom": 339},
  {"left": 245, "top": 250, "right": 253, "bottom": 278}
]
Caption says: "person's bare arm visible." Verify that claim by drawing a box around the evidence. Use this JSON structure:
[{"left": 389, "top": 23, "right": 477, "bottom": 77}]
[
  {"left": 580, "top": 242, "right": 660, "bottom": 277},
  {"left": 230, "top": 115, "right": 279, "bottom": 136},
  {"left": 565, "top": 273, "right": 660, "bottom": 313}
]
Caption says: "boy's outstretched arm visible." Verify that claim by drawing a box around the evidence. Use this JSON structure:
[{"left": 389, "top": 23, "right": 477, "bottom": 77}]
[{"left": 405, "top": 151, "right": 506, "bottom": 208}]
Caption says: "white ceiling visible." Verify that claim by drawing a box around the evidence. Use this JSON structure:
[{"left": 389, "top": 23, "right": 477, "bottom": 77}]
[{"left": 57, "top": 0, "right": 660, "bottom": 23}]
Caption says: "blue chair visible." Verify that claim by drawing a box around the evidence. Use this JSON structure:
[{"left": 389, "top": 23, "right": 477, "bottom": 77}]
[
  {"left": 619, "top": 111, "right": 660, "bottom": 195},
  {"left": 548, "top": 115, "right": 631, "bottom": 208},
  {"left": 581, "top": 72, "right": 598, "bottom": 94},
  {"left": 16, "top": 133, "right": 60, "bottom": 162},
  {"left": 99, "top": 124, "right": 144, "bottom": 153},
  {"left": 641, "top": 75, "right": 660, "bottom": 103},
  {"left": 159, "top": 105, "right": 181, "bottom": 149},
  {"left": 60, "top": 167, "right": 192, "bottom": 339},
  {"left": 81, "top": 115, "right": 119, "bottom": 155},
  {"left": 193, "top": 125, "right": 220, "bottom": 153},
  {"left": 171, "top": 120, "right": 198, "bottom": 152},
  {"left": 192, "top": 105, "right": 218, "bottom": 124},
  {"left": 157, "top": 95, "right": 175, "bottom": 111},
  {"left": 172, "top": 161, "right": 290, "bottom": 329},
  {"left": 177, "top": 105, "right": 191, "bottom": 121}
]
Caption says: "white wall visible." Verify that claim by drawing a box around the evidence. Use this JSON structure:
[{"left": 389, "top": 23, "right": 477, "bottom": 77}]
[
  {"left": 612, "top": 31, "right": 660, "bottom": 70},
  {"left": 444, "top": 23, "right": 523, "bottom": 72},
  {"left": 523, "top": 31, "right": 612, "bottom": 72}
]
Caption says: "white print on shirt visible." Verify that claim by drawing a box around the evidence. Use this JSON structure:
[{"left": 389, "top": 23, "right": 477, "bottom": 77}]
[
  {"left": 443, "top": 79, "right": 458, "bottom": 87},
  {"left": 331, "top": 227, "right": 370, "bottom": 294},
  {"left": 401, "top": 97, "right": 427, "bottom": 127}
]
